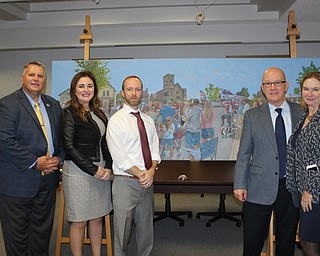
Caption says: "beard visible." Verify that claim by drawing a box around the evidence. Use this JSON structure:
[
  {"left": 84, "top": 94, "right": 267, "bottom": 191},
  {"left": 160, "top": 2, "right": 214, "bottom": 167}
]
[{"left": 124, "top": 97, "right": 141, "bottom": 107}]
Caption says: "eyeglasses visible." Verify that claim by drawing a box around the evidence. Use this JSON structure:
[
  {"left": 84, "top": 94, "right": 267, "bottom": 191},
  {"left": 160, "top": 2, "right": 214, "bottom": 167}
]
[{"left": 262, "top": 80, "right": 286, "bottom": 87}]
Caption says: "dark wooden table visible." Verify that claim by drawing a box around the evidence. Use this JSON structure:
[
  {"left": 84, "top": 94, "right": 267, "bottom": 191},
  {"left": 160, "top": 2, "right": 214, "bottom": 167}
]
[{"left": 153, "top": 160, "right": 241, "bottom": 227}]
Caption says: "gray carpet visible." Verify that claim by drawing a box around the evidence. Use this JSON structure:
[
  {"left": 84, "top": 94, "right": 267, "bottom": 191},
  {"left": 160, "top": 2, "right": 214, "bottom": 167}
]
[{"left": 0, "top": 193, "right": 303, "bottom": 256}]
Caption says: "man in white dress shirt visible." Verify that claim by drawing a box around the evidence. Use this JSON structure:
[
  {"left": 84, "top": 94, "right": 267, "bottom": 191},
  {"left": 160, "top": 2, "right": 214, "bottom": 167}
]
[{"left": 107, "top": 75, "right": 160, "bottom": 256}]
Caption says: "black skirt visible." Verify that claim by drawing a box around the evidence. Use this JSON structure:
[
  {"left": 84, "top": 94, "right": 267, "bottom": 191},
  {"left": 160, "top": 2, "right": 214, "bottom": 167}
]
[{"left": 299, "top": 203, "right": 320, "bottom": 242}]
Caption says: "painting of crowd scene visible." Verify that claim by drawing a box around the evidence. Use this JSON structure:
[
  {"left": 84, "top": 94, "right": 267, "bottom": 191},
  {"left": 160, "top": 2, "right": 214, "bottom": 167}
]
[{"left": 52, "top": 58, "right": 320, "bottom": 160}]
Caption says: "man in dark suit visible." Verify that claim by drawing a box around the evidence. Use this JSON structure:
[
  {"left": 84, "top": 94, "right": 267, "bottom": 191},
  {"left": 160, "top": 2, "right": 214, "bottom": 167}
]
[
  {"left": 234, "top": 67, "right": 302, "bottom": 256},
  {"left": 0, "top": 61, "right": 64, "bottom": 256}
]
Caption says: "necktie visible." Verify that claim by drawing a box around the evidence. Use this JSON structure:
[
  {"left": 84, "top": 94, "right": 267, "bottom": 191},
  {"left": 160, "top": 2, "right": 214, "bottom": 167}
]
[
  {"left": 34, "top": 102, "right": 50, "bottom": 156},
  {"left": 131, "top": 112, "right": 152, "bottom": 170},
  {"left": 275, "top": 108, "right": 286, "bottom": 178}
]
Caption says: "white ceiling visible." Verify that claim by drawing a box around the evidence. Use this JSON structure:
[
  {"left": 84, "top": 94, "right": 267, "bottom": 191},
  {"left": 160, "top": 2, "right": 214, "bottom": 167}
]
[
  {"left": 1, "top": 0, "right": 319, "bottom": 23},
  {"left": 0, "top": 0, "right": 319, "bottom": 51}
]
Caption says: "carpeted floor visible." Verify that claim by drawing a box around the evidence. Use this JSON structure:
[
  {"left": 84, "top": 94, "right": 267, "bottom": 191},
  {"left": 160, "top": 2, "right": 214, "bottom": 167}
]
[{"left": 0, "top": 192, "right": 303, "bottom": 256}]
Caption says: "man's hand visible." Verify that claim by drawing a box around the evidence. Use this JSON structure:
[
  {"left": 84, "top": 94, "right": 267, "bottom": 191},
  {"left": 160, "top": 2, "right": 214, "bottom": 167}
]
[
  {"left": 36, "top": 155, "right": 61, "bottom": 175},
  {"left": 233, "top": 189, "right": 247, "bottom": 202},
  {"left": 138, "top": 167, "right": 156, "bottom": 189},
  {"left": 126, "top": 165, "right": 156, "bottom": 188}
]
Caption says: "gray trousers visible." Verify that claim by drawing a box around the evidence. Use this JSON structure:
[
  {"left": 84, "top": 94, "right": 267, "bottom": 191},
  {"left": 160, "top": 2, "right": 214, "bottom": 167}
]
[{"left": 112, "top": 176, "right": 154, "bottom": 256}]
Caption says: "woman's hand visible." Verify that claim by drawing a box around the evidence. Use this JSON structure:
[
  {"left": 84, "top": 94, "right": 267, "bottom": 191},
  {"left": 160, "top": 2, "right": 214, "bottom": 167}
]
[
  {"left": 94, "top": 166, "right": 112, "bottom": 180},
  {"left": 301, "top": 191, "right": 313, "bottom": 212}
]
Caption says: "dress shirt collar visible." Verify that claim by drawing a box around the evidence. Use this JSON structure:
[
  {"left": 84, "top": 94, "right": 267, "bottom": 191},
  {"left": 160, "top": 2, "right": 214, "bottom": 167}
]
[
  {"left": 23, "top": 89, "right": 45, "bottom": 108},
  {"left": 268, "top": 100, "right": 292, "bottom": 142},
  {"left": 122, "top": 103, "right": 140, "bottom": 114},
  {"left": 268, "top": 100, "right": 290, "bottom": 114}
]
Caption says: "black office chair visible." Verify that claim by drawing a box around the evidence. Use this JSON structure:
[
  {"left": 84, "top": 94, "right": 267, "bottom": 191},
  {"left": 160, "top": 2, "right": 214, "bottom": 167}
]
[
  {"left": 154, "top": 193, "right": 193, "bottom": 226},
  {"left": 196, "top": 193, "right": 241, "bottom": 227}
]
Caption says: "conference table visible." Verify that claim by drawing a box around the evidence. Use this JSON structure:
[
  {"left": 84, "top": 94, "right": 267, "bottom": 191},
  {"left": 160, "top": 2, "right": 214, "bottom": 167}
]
[{"left": 153, "top": 160, "right": 242, "bottom": 227}]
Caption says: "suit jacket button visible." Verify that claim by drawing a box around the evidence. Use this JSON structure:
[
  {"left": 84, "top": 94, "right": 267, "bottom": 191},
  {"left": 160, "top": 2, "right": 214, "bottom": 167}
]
[
  {"left": 275, "top": 172, "right": 278, "bottom": 175},
  {"left": 275, "top": 156, "right": 279, "bottom": 160}
]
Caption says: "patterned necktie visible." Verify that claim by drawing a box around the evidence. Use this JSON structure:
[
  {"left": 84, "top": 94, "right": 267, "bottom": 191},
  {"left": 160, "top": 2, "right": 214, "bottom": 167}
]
[
  {"left": 131, "top": 112, "right": 152, "bottom": 170},
  {"left": 34, "top": 102, "right": 50, "bottom": 155},
  {"left": 275, "top": 108, "right": 286, "bottom": 178}
]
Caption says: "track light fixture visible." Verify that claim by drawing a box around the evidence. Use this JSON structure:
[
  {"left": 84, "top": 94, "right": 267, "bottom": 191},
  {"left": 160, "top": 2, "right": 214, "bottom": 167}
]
[
  {"left": 195, "top": 11, "right": 205, "bottom": 25},
  {"left": 193, "top": 0, "right": 218, "bottom": 25}
]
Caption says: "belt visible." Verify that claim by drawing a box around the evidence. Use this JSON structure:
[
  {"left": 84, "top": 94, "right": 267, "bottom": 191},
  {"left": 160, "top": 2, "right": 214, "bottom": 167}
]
[{"left": 113, "top": 174, "right": 139, "bottom": 180}]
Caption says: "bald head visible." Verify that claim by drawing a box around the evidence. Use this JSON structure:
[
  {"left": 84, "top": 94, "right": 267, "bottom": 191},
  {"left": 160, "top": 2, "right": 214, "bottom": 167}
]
[
  {"left": 262, "top": 67, "right": 286, "bottom": 83},
  {"left": 260, "top": 67, "right": 289, "bottom": 107}
]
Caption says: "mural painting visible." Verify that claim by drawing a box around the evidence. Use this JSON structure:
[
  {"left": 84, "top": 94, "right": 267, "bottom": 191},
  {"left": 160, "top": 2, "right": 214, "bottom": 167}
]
[{"left": 52, "top": 58, "right": 320, "bottom": 160}]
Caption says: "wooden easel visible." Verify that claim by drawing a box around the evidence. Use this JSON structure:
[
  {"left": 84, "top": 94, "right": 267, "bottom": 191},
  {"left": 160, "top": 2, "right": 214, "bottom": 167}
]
[
  {"left": 261, "top": 10, "right": 301, "bottom": 256},
  {"left": 79, "top": 15, "right": 93, "bottom": 60},
  {"left": 55, "top": 15, "right": 113, "bottom": 256},
  {"left": 287, "top": 10, "right": 301, "bottom": 58}
]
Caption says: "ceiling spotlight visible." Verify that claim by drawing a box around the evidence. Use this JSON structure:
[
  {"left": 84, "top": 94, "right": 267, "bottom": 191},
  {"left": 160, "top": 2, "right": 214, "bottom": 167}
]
[
  {"left": 193, "top": 0, "right": 217, "bottom": 25},
  {"left": 195, "top": 11, "right": 205, "bottom": 25}
]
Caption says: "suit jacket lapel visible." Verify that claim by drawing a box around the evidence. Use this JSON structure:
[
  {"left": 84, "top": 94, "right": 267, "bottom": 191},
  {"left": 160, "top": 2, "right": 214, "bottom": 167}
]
[
  {"left": 259, "top": 103, "right": 278, "bottom": 152},
  {"left": 17, "top": 89, "right": 42, "bottom": 130},
  {"left": 288, "top": 102, "right": 301, "bottom": 130}
]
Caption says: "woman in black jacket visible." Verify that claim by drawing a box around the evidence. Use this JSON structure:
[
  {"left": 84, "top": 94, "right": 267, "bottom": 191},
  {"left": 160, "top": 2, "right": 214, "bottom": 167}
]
[{"left": 61, "top": 71, "right": 112, "bottom": 256}]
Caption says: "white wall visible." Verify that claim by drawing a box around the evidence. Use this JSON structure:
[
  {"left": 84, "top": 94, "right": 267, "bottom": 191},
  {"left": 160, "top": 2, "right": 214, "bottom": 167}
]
[{"left": 1, "top": 1, "right": 320, "bottom": 98}]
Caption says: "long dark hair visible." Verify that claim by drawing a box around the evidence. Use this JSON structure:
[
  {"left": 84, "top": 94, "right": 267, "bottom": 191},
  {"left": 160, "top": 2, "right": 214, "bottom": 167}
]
[{"left": 68, "top": 71, "right": 106, "bottom": 122}]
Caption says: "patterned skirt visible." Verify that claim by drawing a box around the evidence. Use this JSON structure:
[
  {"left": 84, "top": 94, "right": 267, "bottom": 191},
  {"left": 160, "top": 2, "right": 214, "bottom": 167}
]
[{"left": 62, "top": 160, "right": 112, "bottom": 222}]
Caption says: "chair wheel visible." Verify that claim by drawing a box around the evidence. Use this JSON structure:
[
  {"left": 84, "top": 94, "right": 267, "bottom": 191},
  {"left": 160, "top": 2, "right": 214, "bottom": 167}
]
[
  {"left": 188, "top": 213, "right": 193, "bottom": 218},
  {"left": 206, "top": 222, "right": 211, "bottom": 227},
  {"left": 236, "top": 220, "right": 241, "bottom": 227}
]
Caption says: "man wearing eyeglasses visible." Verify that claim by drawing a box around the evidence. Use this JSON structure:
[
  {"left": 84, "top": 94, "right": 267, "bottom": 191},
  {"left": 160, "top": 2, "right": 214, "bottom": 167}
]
[{"left": 234, "top": 67, "right": 303, "bottom": 256}]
